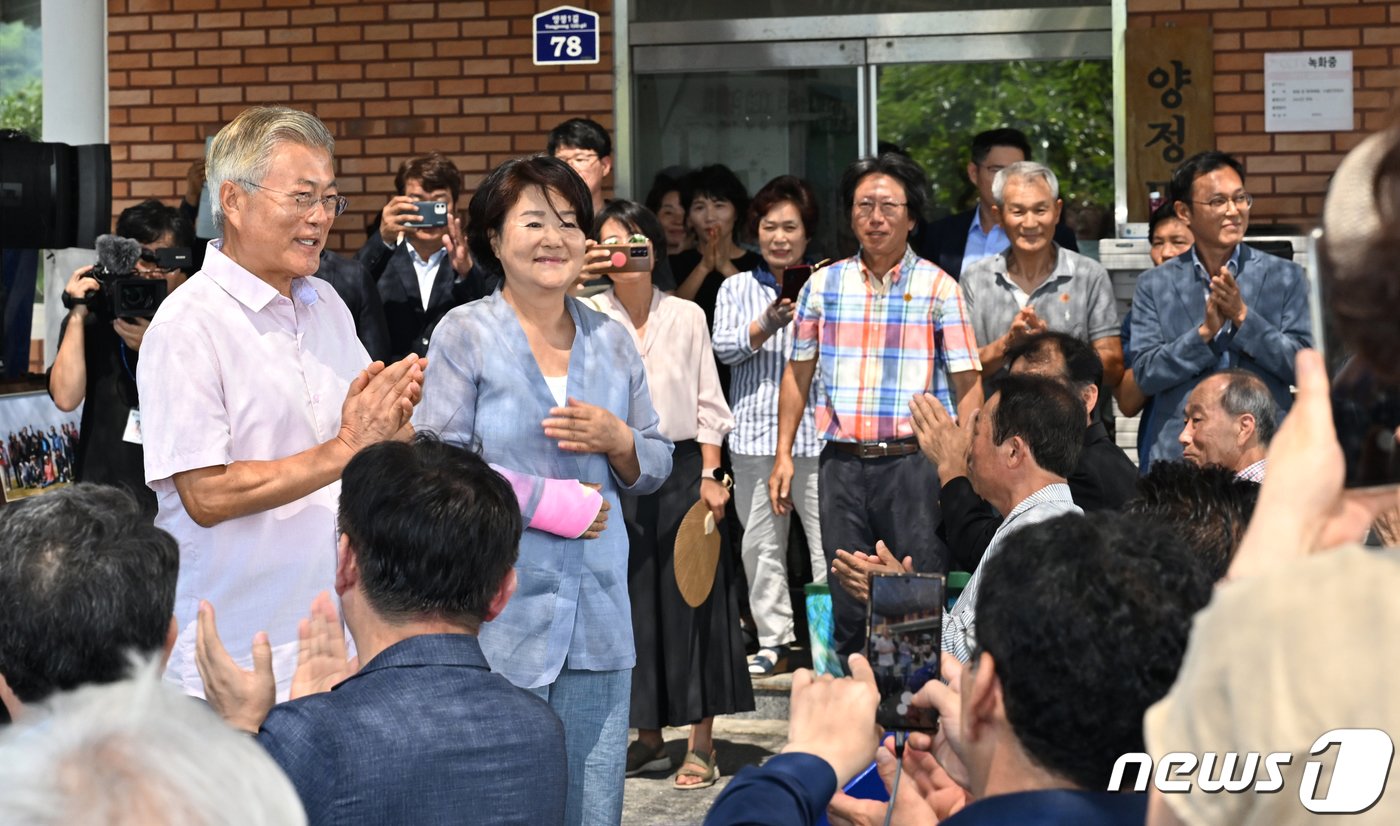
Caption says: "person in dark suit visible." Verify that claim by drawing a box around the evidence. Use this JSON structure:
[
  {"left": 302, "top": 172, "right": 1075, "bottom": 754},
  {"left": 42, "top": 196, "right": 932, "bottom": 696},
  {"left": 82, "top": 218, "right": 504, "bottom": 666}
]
[
  {"left": 312, "top": 250, "right": 391, "bottom": 363},
  {"left": 356, "top": 153, "right": 498, "bottom": 360},
  {"left": 912, "top": 331, "right": 1139, "bottom": 573},
  {"left": 916, "top": 128, "right": 1078, "bottom": 280},
  {"left": 1130, "top": 151, "right": 1311, "bottom": 466},
  {"left": 195, "top": 437, "right": 567, "bottom": 826}
]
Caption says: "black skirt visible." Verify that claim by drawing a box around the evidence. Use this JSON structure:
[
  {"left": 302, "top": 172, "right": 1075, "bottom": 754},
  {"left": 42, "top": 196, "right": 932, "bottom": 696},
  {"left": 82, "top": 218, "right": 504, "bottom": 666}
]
[{"left": 624, "top": 439, "right": 755, "bottom": 729}]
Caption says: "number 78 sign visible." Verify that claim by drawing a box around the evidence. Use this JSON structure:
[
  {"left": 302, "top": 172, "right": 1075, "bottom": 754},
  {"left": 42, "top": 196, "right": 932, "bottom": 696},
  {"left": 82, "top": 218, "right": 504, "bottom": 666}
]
[{"left": 533, "top": 5, "right": 600, "bottom": 66}]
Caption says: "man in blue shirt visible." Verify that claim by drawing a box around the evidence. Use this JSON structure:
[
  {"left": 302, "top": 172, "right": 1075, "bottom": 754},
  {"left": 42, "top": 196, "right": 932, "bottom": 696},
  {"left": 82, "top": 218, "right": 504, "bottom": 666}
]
[
  {"left": 1130, "top": 150, "right": 1310, "bottom": 465},
  {"left": 196, "top": 437, "right": 567, "bottom": 826}
]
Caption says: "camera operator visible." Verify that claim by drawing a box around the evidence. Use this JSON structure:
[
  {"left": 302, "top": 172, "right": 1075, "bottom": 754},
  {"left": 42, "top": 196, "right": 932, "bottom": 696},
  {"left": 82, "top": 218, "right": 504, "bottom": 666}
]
[{"left": 47, "top": 200, "right": 193, "bottom": 516}]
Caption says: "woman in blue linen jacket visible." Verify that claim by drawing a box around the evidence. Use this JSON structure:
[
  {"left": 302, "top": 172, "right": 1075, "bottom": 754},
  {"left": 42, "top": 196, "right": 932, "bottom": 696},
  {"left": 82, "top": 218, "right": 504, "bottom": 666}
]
[{"left": 414, "top": 155, "right": 672, "bottom": 826}]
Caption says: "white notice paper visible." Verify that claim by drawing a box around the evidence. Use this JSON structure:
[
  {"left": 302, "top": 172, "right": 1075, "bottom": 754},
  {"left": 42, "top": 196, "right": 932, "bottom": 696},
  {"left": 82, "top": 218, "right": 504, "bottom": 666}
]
[{"left": 1265, "top": 51, "right": 1353, "bottom": 133}]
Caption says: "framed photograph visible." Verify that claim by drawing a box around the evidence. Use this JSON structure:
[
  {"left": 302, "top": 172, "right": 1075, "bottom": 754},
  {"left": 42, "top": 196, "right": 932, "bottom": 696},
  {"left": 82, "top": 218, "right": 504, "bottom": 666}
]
[{"left": 0, "top": 390, "right": 82, "bottom": 504}]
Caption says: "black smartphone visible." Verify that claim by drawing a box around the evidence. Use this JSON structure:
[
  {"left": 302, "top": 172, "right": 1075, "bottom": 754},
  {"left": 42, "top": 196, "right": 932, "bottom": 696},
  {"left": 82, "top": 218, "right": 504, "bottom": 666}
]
[
  {"left": 405, "top": 200, "right": 449, "bottom": 228},
  {"left": 780, "top": 264, "right": 812, "bottom": 304},
  {"left": 1308, "top": 229, "right": 1400, "bottom": 490},
  {"left": 866, "top": 572, "right": 945, "bottom": 732}
]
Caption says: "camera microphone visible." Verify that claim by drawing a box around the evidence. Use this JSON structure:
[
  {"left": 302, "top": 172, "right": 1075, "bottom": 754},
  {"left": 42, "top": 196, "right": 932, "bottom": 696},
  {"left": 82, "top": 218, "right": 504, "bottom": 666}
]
[{"left": 95, "top": 234, "right": 142, "bottom": 276}]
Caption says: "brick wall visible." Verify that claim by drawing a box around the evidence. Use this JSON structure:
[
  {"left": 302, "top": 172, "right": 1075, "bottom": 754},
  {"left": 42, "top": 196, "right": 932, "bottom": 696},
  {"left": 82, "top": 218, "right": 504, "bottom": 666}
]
[
  {"left": 1129, "top": 0, "right": 1400, "bottom": 230},
  {"left": 106, "top": 0, "right": 615, "bottom": 256}
]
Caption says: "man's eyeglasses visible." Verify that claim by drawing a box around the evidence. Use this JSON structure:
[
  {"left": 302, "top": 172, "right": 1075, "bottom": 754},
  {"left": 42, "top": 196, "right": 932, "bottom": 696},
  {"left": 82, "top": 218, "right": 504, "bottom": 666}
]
[
  {"left": 1192, "top": 192, "right": 1253, "bottom": 212},
  {"left": 854, "top": 200, "right": 908, "bottom": 219},
  {"left": 556, "top": 152, "right": 600, "bottom": 170},
  {"left": 239, "top": 180, "right": 349, "bottom": 217}
]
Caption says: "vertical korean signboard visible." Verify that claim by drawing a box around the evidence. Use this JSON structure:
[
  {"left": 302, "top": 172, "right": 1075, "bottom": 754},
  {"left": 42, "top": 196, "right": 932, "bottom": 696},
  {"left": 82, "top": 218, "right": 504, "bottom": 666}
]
[
  {"left": 533, "top": 5, "right": 600, "bottom": 66},
  {"left": 1125, "top": 27, "right": 1215, "bottom": 223}
]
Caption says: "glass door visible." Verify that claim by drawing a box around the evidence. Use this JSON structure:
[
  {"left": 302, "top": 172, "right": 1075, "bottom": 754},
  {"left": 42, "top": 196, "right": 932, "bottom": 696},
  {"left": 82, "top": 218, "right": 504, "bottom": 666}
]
[
  {"left": 877, "top": 58, "right": 1116, "bottom": 247},
  {"left": 631, "top": 67, "right": 861, "bottom": 261}
]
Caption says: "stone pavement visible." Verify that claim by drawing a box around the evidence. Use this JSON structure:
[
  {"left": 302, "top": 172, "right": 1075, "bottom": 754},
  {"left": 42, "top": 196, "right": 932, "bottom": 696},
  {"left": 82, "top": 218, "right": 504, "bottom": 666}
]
[{"left": 621, "top": 717, "right": 790, "bottom": 825}]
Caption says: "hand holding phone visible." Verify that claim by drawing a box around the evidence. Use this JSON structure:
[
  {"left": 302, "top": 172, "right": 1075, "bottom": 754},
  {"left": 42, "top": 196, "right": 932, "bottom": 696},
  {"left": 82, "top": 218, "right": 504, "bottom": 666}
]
[{"left": 866, "top": 572, "right": 945, "bottom": 732}]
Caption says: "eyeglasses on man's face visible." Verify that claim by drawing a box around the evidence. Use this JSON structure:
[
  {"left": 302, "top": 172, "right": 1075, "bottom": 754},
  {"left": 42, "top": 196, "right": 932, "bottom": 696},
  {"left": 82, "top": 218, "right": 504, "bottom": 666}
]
[
  {"left": 854, "top": 200, "right": 908, "bottom": 219},
  {"left": 556, "top": 151, "right": 600, "bottom": 170},
  {"left": 1192, "top": 192, "right": 1253, "bottom": 212},
  {"left": 239, "top": 180, "right": 349, "bottom": 217}
]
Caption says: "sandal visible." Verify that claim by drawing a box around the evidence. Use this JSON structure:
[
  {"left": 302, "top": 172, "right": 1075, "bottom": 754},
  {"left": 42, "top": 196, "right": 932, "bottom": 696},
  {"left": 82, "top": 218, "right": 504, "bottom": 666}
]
[
  {"left": 674, "top": 748, "right": 720, "bottom": 789},
  {"left": 748, "top": 645, "right": 789, "bottom": 676},
  {"left": 626, "top": 739, "right": 673, "bottom": 777}
]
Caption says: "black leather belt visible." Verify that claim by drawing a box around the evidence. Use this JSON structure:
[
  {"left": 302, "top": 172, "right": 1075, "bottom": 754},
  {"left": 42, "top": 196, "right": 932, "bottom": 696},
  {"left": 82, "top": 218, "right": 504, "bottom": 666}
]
[{"left": 830, "top": 438, "right": 920, "bottom": 459}]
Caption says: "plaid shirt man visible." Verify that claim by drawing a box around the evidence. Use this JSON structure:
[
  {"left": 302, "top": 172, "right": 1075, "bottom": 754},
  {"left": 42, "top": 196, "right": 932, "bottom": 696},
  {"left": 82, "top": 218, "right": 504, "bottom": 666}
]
[{"left": 791, "top": 245, "right": 981, "bottom": 443}]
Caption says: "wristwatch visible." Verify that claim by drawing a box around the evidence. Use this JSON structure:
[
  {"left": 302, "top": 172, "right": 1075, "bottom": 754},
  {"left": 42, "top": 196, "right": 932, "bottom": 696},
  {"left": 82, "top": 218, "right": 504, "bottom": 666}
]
[{"left": 701, "top": 467, "right": 733, "bottom": 488}]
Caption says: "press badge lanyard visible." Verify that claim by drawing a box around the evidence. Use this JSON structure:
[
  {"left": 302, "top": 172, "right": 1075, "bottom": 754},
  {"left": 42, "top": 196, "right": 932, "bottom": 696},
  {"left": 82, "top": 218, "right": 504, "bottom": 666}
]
[{"left": 119, "top": 340, "right": 143, "bottom": 445}]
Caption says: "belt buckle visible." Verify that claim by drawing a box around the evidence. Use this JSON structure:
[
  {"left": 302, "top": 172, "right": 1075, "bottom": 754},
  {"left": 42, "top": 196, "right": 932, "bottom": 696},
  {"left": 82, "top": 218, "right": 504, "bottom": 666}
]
[{"left": 874, "top": 440, "right": 888, "bottom": 458}]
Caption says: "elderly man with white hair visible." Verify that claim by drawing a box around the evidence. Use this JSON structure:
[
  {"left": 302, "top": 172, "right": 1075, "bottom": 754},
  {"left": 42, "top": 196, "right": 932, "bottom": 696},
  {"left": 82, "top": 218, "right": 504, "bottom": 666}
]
[
  {"left": 137, "top": 106, "right": 427, "bottom": 701},
  {"left": 959, "top": 161, "right": 1123, "bottom": 392},
  {"left": 1178, "top": 367, "right": 1277, "bottom": 481},
  {"left": 0, "top": 662, "right": 307, "bottom": 826}
]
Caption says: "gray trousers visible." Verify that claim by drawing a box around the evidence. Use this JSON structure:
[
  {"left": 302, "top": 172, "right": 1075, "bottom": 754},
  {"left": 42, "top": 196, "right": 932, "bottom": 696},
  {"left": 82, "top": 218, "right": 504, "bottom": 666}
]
[{"left": 731, "top": 452, "right": 824, "bottom": 650}]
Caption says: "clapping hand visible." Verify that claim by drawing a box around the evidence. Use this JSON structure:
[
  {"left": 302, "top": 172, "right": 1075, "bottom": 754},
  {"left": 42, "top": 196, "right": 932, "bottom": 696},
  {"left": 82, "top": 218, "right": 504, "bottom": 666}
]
[
  {"left": 1209, "top": 266, "right": 1246, "bottom": 326},
  {"left": 1006, "top": 306, "right": 1046, "bottom": 345},
  {"left": 337, "top": 354, "right": 427, "bottom": 453},
  {"left": 194, "top": 600, "right": 275, "bottom": 734},
  {"left": 909, "top": 392, "right": 970, "bottom": 483},
  {"left": 832, "top": 541, "right": 913, "bottom": 604},
  {"left": 289, "top": 591, "right": 357, "bottom": 700}
]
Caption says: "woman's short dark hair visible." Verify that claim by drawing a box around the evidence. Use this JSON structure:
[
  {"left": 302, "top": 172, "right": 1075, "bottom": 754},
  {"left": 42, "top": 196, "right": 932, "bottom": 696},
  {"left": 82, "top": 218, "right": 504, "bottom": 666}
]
[
  {"left": 591, "top": 199, "right": 675, "bottom": 289},
  {"left": 839, "top": 153, "right": 931, "bottom": 227},
  {"left": 466, "top": 154, "right": 593, "bottom": 280},
  {"left": 679, "top": 164, "right": 750, "bottom": 243},
  {"left": 746, "top": 175, "right": 819, "bottom": 241},
  {"left": 643, "top": 169, "right": 685, "bottom": 216}
]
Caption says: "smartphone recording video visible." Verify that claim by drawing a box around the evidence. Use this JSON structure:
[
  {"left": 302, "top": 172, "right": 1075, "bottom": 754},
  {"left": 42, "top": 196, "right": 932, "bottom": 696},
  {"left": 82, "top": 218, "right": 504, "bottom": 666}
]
[
  {"left": 866, "top": 572, "right": 945, "bottom": 732},
  {"left": 780, "top": 264, "right": 812, "bottom": 304},
  {"left": 406, "top": 201, "right": 449, "bottom": 228},
  {"left": 1308, "top": 229, "right": 1400, "bottom": 490},
  {"left": 596, "top": 239, "right": 652, "bottom": 273}
]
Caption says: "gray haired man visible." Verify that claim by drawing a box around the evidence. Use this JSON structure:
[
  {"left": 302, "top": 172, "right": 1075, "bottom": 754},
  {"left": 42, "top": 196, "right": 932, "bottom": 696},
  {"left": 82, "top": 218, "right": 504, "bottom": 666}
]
[
  {"left": 959, "top": 161, "right": 1123, "bottom": 394},
  {"left": 137, "top": 106, "right": 425, "bottom": 701},
  {"left": 0, "top": 662, "right": 307, "bottom": 826},
  {"left": 1178, "top": 368, "right": 1276, "bottom": 481}
]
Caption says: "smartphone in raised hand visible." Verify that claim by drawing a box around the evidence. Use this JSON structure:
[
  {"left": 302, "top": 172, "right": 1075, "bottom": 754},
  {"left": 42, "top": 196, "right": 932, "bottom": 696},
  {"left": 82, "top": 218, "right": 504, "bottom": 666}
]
[
  {"left": 780, "top": 264, "right": 813, "bottom": 304},
  {"left": 865, "top": 572, "right": 945, "bottom": 732},
  {"left": 1308, "top": 228, "right": 1400, "bottom": 490}
]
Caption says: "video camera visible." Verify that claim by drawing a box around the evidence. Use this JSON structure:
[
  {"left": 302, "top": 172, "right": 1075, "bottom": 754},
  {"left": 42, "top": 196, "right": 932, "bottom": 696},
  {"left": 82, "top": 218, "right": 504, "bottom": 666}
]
[{"left": 59, "top": 234, "right": 189, "bottom": 321}]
